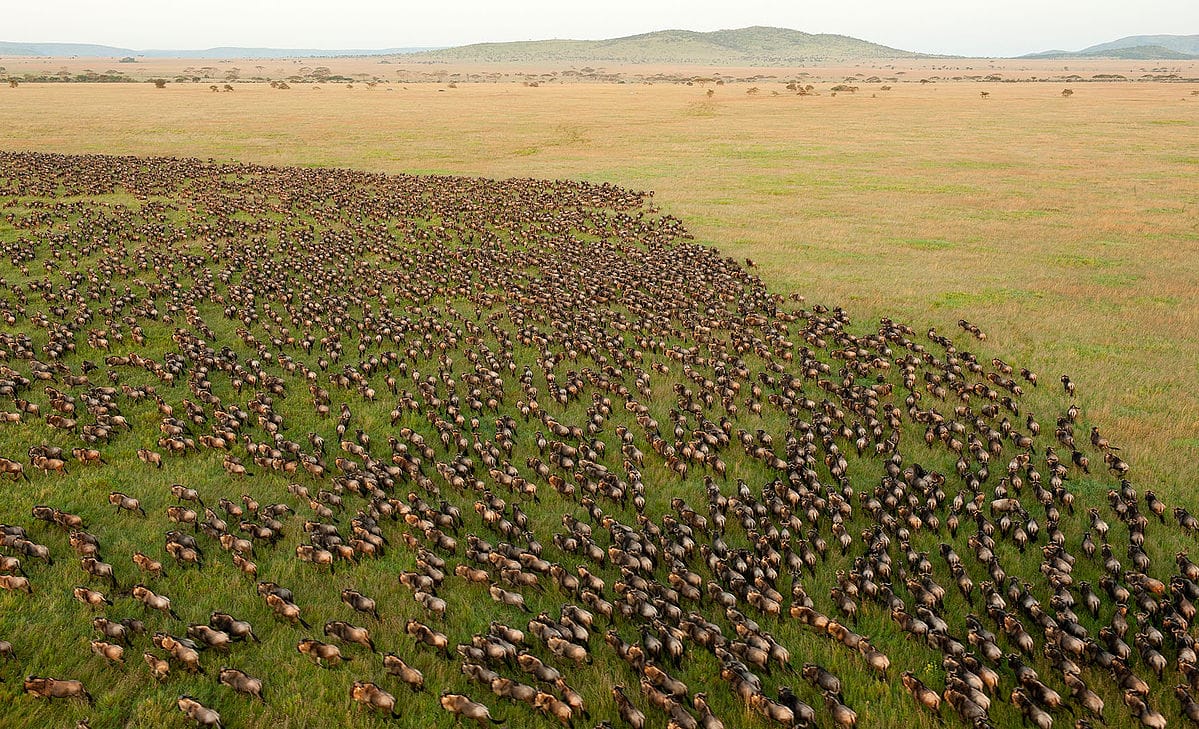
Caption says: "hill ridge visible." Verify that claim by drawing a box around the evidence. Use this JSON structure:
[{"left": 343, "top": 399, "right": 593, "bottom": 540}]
[
  {"left": 1, "top": 27, "right": 926, "bottom": 63},
  {"left": 1024, "top": 33, "right": 1199, "bottom": 59},
  {"left": 406, "top": 26, "right": 928, "bottom": 64}
]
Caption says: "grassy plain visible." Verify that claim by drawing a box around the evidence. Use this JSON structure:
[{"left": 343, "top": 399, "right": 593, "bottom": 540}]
[
  {"left": 0, "top": 73, "right": 1195, "bottom": 493},
  {"left": 0, "top": 69, "right": 1196, "bottom": 729}
]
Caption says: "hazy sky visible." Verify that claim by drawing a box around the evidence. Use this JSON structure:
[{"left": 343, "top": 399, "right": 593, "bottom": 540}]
[{"left": 13, "top": 0, "right": 1198, "bottom": 57}]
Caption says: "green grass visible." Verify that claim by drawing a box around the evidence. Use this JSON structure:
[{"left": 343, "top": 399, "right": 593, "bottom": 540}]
[
  {"left": 0, "top": 76, "right": 1194, "bottom": 729},
  {"left": 0, "top": 150, "right": 1194, "bottom": 729}
]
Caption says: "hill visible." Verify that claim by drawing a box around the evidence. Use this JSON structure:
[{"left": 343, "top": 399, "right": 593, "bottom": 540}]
[
  {"left": 1082, "top": 34, "right": 1199, "bottom": 55},
  {"left": 0, "top": 41, "right": 436, "bottom": 58},
  {"left": 1023, "top": 34, "right": 1199, "bottom": 59},
  {"left": 405, "top": 26, "right": 925, "bottom": 65}
]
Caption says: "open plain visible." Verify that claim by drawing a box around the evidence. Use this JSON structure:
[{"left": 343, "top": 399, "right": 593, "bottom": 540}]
[
  {"left": 0, "top": 64, "right": 1197, "bottom": 729},
  {"left": 1, "top": 73, "right": 1194, "bottom": 480}
]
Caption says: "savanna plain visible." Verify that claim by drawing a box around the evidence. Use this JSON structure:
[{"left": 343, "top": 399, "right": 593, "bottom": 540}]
[{"left": 0, "top": 63, "right": 1196, "bottom": 729}]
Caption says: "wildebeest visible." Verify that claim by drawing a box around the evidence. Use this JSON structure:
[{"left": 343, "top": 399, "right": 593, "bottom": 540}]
[
  {"left": 91, "top": 618, "right": 128, "bottom": 644},
  {"left": 24, "top": 676, "right": 93, "bottom": 704},
  {"left": 177, "top": 695, "right": 223, "bottom": 728},
  {"left": 153, "top": 633, "right": 202, "bottom": 673},
  {"left": 351, "top": 680, "right": 400, "bottom": 717},
  {"left": 440, "top": 692, "right": 505, "bottom": 727},
  {"left": 72, "top": 585, "right": 110, "bottom": 607},
  {"left": 383, "top": 652, "right": 426, "bottom": 692},
  {"left": 407, "top": 619, "right": 452, "bottom": 657},
  {"left": 90, "top": 639, "right": 125, "bottom": 664},
  {"left": 144, "top": 651, "right": 171, "bottom": 681},
  {"left": 324, "top": 620, "right": 375, "bottom": 652},
  {"left": 187, "top": 624, "right": 232, "bottom": 652},
  {"left": 219, "top": 667, "right": 265, "bottom": 703},
  {"left": 210, "top": 612, "right": 260, "bottom": 643},
  {"left": 0, "top": 573, "right": 32, "bottom": 593},
  {"left": 341, "top": 588, "right": 380, "bottom": 620},
  {"left": 297, "top": 638, "right": 349, "bottom": 667},
  {"left": 133, "top": 584, "right": 180, "bottom": 619}
]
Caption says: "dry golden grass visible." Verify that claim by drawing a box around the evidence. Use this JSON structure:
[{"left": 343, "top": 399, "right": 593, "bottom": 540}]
[
  {"left": 4, "top": 53, "right": 1197, "bottom": 82},
  {"left": 0, "top": 72, "right": 1196, "bottom": 493}
]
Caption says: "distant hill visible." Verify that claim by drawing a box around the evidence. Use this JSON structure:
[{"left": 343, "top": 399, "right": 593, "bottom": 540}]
[
  {"left": 404, "top": 26, "right": 926, "bottom": 65},
  {"left": 1024, "top": 34, "right": 1199, "bottom": 60},
  {"left": 1083, "top": 34, "right": 1199, "bottom": 55},
  {"left": 0, "top": 41, "right": 436, "bottom": 59}
]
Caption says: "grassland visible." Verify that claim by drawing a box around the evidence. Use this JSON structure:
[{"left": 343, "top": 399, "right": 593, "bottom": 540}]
[
  {"left": 0, "top": 74, "right": 1195, "bottom": 494},
  {"left": 0, "top": 71, "right": 1196, "bottom": 729}
]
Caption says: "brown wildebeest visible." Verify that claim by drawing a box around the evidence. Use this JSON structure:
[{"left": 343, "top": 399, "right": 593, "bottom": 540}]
[
  {"left": 133, "top": 584, "right": 180, "bottom": 619},
  {"left": 108, "top": 492, "right": 145, "bottom": 516},
  {"left": 490, "top": 676, "right": 538, "bottom": 705},
  {"left": 407, "top": 619, "right": 452, "bottom": 657},
  {"left": 749, "top": 694, "right": 794, "bottom": 726},
  {"left": 24, "top": 676, "right": 92, "bottom": 704},
  {"left": 32, "top": 454, "right": 69, "bottom": 475},
  {"left": 297, "top": 638, "right": 349, "bottom": 667},
  {"left": 177, "top": 695, "right": 223, "bottom": 728},
  {"left": 15, "top": 539, "right": 52, "bottom": 565},
  {"left": 383, "top": 652, "right": 426, "bottom": 692},
  {"left": 415, "top": 589, "right": 448, "bottom": 619},
  {"left": 144, "top": 651, "right": 170, "bottom": 680},
  {"left": 73, "top": 585, "right": 110, "bottom": 607},
  {"left": 351, "top": 681, "right": 400, "bottom": 718},
  {"left": 488, "top": 583, "right": 531, "bottom": 612},
  {"left": 0, "top": 457, "right": 28, "bottom": 481},
  {"left": 219, "top": 667, "right": 265, "bottom": 703},
  {"left": 901, "top": 671, "right": 941, "bottom": 715},
  {"left": 210, "top": 612, "right": 259, "bottom": 643},
  {"left": 166, "top": 540, "right": 203, "bottom": 568},
  {"left": 232, "top": 553, "right": 257, "bottom": 578},
  {"left": 167, "top": 506, "right": 199, "bottom": 530},
  {"left": 553, "top": 676, "right": 587, "bottom": 724},
  {"left": 324, "top": 620, "right": 375, "bottom": 652},
  {"left": 132, "top": 552, "right": 165, "bottom": 578},
  {"left": 68, "top": 532, "right": 99, "bottom": 558},
  {"left": 92, "top": 617, "right": 128, "bottom": 644},
  {"left": 73, "top": 448, "right": 105, "bottom": 465},
  {"left": 170, "top": 483, "right": 204, "bottom": 506},
  {"left": 266, "top": 593, "right": 310, "bottom": 628},
  {"left": 154, "top": 633, "right": 202, "bottom": 673},
  {"left": 80, "top": 557, "right": 118, "bottom": 587},
  {"left": 187, "top": 624, "right": 232, "bottom": 652},
  {"left": 533, "top": 691, "right": 575, "bottom": 728},
  {"left": 219, "top": 533, "right": 253, "bottom": 556},
  {"left": 341, "top": 588, "right": 380, "bottom": 620},
  {"left": 440, "top": 692, "right": 505, "bottom": 727},
  {"left": 24, "top": 673, "right": 97, "bottom": 707},
  {"left": 0, "top": 554, "right": 25, "bottom": 576},
  {"left": 612, "top": 685, "right": 647, "bottom": 729},
  {"left": 90, "top": 639, "right": 125, "bottom": 664},
  {"left": 0, "top": 573, "right": 32, "bottom": 593},
  {"left": 137, "top": 449, "right": 163, "bottom": 468}
]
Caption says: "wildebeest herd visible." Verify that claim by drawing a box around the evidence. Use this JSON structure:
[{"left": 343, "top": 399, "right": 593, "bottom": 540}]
[{"left": 0, "top": 150, "right": 1194, "bottom": 728}]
